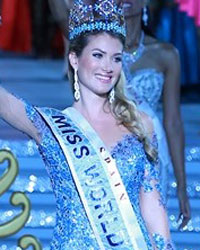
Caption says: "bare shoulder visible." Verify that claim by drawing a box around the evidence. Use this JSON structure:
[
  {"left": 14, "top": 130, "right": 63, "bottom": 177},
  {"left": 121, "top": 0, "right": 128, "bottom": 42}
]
[
  {"left": 158, "top": 42, "right": 181, "bottom": 75},
  {"left": 139, "top": 111, "right": 154, "bottom": 137},
  {"left": 158, "top": 42, "right": 179, "bottom": 61},
  {"left": 146, "top": 36, "right": 180, "bottom": 63}
]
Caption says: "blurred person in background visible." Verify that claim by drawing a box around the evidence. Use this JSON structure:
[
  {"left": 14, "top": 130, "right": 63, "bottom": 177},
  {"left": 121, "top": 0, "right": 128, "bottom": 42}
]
[
  {"left": 0, "top": 0, "right": 32, "bottom": 53},
  {"left": 175, "top": 0, "right": 200, "bottom": 27},
  {"left": 30, "top": 0, "right": 60, "bottom": 58},
  {"left": 0, "top": 0, "right": 2, "bottom": 25},
  {"left": 48, "top": 0, "right": 71, "bottom": 76},
  {"left": 175, "top": 0, "right": 200, "bottom": 84},
  {"left": 155, "top": 0, "right": 200, "bottom": 85},
  {"left": 121, "top": 0, "right": 191, "bottom": 229}
]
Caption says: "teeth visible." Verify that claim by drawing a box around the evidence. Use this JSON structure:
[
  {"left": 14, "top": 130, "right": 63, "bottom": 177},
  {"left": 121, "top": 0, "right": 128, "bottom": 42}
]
[{"left": 96, "top": 75, "right": 111, "bottom": 81}]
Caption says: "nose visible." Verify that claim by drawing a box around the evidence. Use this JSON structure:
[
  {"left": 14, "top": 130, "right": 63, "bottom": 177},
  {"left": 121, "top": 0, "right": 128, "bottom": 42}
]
[{"left": 102, "top": 58, "right": 113, "bottom": 73}]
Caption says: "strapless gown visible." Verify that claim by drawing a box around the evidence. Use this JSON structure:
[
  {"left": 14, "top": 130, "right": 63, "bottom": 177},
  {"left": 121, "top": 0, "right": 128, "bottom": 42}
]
[{"left": 122, "top": 66, "right": 172, "bottom": 199}]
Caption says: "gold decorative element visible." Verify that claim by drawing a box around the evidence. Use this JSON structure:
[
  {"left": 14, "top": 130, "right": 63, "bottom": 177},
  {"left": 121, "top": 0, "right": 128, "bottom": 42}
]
[
  {"left": 18, "top": 235, "right": 42, "bottom": 250},
  {"left": 0, "top": 192, "right": 31, "bottom": 237},
  {"left": 0, "top": 150, "right": 31, "bottom": 237},
  {"left": 0, "top": 149, "right": 18, "bottom": 196},
  {"left": 0, "top": 149, "right": 43, "bottom": 249}
]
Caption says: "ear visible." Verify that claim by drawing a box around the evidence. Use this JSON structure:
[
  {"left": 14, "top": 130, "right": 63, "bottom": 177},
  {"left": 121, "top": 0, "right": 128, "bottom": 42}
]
[{"left": 69, "top": 52, "right": 78, "bottom": 71}]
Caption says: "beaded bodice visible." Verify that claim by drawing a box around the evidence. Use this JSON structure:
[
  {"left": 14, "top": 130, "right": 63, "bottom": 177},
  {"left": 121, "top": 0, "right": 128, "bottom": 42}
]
[
  {"left": 123, "top": 66, "right": 165, "bottom": 111},
  {"left": 24, "top": 103, "right": 174, "bottom": 250}
]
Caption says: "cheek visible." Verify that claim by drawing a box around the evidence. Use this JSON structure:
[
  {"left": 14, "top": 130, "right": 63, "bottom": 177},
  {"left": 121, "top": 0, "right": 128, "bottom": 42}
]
[
  {"left": 114, "top": 64, "right": 122, "bottom": 76},
  {"left": 112, "top": 65, "right": 122, "bottom": 86},
  {"left": 79, "top": 57, "right": 97, "bottom": 76}
]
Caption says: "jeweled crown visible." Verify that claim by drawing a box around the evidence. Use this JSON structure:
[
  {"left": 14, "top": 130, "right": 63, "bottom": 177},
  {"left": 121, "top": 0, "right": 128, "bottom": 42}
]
[{"left": 69, "top": 0, "right": 126, "bottom": 40}]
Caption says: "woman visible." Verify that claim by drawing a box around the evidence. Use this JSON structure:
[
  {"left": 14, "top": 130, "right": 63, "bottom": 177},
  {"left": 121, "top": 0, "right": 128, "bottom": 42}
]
[
  {"left": 122, "top": 0, "right": 190, "bottom": 229},
  {"left": 0, "top": 0, "right": 175, "bottom": 248}
]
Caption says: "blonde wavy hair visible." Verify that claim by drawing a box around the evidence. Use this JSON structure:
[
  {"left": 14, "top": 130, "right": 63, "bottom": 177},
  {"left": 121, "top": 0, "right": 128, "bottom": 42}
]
[
  {"left": 68, "top": 31, "right": 157, "bottom": 162},
  {"left": 110, "top": 72, "right": 157, "bottom": 161}
]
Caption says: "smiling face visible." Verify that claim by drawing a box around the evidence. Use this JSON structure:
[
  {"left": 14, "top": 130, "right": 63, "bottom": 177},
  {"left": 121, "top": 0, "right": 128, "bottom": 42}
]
[
  {"left": 122, "top": 0, "right": 145, "bottom": 18},
  {"left": 69, "top": 32, "right": 123, "bottom": 99}
]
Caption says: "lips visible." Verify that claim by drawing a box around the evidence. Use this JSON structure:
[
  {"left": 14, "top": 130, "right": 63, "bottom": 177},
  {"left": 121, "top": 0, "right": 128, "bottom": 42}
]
[{"left": 95, "top": 74, "right": 112, "bottom": 84}]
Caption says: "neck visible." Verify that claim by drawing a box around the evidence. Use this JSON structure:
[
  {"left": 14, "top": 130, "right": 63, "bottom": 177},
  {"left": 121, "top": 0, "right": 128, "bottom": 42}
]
[
  {"left": 125, "top": 15, "right": 143, "bottom": 52},
  {"left": 73, "top": 91, "right": 110, "bottom": 122}
]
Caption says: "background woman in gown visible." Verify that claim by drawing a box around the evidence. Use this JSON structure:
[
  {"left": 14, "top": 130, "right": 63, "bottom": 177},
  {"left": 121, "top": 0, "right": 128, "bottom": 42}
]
[
  {"left": 176, "top": 0, "right": 200, "bottom": 26},
  {"left": 0, "top": 0, "right": 2, "bottom": 24},
  {"left": 0, "top": 0, "right": 32, "bottom": 53},
  {"left": 121, "top": 0, "right": 190, "bottom": 229},
  {"left": 0, "top": 0, "right": 175, "bottom": 248}
]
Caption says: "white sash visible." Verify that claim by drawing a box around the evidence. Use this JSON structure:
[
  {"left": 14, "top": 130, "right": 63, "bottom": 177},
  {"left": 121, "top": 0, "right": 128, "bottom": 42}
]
[{"left": 36, "top": 107, "right": 148, "bottom": 250}]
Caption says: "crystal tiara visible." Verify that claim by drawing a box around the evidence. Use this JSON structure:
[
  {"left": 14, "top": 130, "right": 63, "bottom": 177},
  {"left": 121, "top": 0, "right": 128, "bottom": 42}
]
[{"left": 69, "top": 0, "right": 126, "bottom": 40}]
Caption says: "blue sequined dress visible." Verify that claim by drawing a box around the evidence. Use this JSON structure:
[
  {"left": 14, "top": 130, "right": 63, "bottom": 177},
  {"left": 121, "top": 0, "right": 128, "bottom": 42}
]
[
  {"left": 25, "top": 102, "right": 174, "bottom": 250},
  {"left": 122, "top": 64, "right": 172, "bottom": 199}
]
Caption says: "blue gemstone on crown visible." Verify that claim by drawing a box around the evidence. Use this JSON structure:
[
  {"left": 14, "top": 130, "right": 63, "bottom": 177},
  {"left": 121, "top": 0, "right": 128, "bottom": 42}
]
[{"left": 69, "top": 0, "right": 126, "bottom": 40}]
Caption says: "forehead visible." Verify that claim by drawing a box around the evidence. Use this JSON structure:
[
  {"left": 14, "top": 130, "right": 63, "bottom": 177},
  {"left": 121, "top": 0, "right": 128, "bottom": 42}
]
[{"left": 85, "top": 33, "right": 123, "bottom": 53}]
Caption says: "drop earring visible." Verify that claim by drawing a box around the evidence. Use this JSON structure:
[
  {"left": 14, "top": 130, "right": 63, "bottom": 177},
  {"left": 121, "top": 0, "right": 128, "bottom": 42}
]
[
  {"left": 74, "top": 69, "right": 80, "bottom": 101},
  {"left": 142, "top": 6, "right": 148, "bottom": 26},
  {"left": 109, "top": 88, "right": 115, "bottom": 104}
]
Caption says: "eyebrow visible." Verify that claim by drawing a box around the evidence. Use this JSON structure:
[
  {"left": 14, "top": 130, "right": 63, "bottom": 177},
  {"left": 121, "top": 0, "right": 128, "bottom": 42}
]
[{"left": 92, "top": 48, "right": 122, "bottom": 56}]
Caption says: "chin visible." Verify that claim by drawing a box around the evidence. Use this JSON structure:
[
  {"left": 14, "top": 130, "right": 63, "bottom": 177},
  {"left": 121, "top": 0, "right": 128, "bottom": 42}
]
[{"left": 95, "top": 87, "right": 112, "bottom": 96}]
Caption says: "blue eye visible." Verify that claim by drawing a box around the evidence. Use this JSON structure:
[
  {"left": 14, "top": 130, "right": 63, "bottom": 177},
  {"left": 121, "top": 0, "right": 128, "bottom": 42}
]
[
  {"left": 114, "top": 57, "right": 122, "bottom": 63},
  {"left": 93, "top": 53, "right": 103, "bottom": 59}
]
